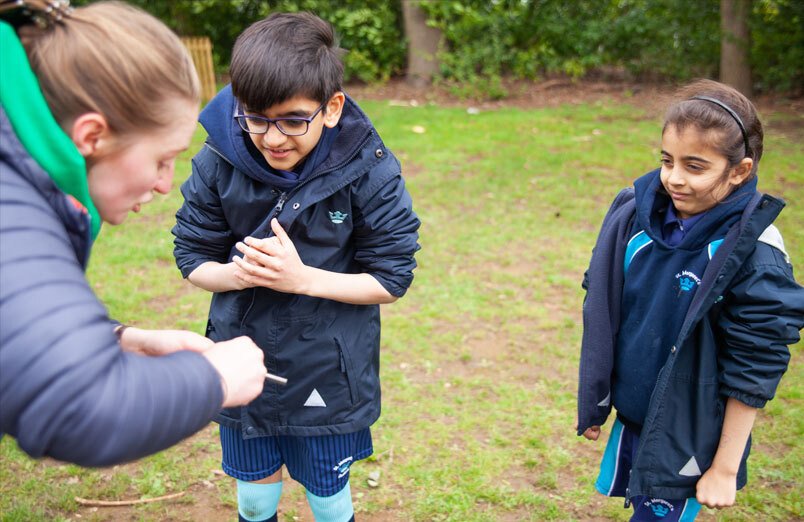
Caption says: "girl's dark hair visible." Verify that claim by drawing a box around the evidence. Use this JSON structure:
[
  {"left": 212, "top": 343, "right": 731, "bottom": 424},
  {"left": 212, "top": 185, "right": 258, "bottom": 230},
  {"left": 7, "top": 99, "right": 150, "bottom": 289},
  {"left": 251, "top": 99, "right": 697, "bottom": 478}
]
[
  {"left": 230, "top": 12, "right": 344, "bottom": 112},
  {"left": 663, "top": 79, "right": 763, "bottom": 179}
]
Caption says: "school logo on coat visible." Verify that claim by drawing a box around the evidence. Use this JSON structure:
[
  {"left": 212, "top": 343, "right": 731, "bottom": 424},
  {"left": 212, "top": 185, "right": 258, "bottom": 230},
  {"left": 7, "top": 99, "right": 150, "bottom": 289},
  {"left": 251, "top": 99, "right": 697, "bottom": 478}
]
[
  {"left": 675, "top": 270, "right": 701, "bottom": 293},
  {"left": 329, "top": 210, "right": 348, "bottom": 224}
]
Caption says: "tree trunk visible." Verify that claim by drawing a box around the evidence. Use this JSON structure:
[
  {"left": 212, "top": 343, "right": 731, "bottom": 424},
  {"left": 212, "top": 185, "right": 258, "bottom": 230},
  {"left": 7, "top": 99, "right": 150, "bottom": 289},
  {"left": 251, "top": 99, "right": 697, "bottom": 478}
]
[
  {"left": 720, "top": 0, "right": 752, "bottom": 97},
  {"left": 401, "top": 0, "right": 441, "bottom": 88}
]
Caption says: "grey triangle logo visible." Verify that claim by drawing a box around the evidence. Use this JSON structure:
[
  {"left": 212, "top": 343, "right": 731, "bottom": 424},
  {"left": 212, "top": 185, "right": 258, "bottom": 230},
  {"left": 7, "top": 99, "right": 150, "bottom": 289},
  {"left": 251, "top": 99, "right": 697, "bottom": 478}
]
[
  {"left": 597, "top": 393, "right": 610, "bottom": 407},
  {"left": 304, "top": 389, "right": 327, "bottom": 407},
  {"left": 679, "top": 456, "right": 702, "bottom": 477}
]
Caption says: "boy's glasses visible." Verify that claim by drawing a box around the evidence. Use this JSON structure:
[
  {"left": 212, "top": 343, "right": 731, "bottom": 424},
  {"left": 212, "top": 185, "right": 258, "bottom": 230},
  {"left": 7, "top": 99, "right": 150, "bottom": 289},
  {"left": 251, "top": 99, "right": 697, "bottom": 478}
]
[{"left": 234, "top": 102, "right": 326, "bottom": 137}]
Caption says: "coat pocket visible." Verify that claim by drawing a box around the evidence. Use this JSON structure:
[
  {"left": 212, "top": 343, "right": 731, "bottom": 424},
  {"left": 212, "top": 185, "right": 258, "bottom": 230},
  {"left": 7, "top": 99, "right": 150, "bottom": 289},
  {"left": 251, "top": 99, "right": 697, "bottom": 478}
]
[{"left": 336, "top": 337, "right": 360, "bottom": 406}]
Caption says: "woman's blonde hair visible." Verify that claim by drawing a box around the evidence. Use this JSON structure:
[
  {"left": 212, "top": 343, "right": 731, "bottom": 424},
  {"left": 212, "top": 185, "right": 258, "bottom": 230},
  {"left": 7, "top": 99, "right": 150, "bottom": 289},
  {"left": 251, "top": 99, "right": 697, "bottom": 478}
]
[{"left": 18, "top": 1, "right": 199, "bottom": 136}]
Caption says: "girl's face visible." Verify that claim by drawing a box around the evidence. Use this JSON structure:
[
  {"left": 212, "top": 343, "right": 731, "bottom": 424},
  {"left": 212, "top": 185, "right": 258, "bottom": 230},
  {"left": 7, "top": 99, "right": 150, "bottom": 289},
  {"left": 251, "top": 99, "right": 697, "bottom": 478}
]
[
  {"left": 84, "top": 99, "right": 199, "bottom": 225},
  {"left": 660, "top": 124, "right": 751, "bottom": 219}
]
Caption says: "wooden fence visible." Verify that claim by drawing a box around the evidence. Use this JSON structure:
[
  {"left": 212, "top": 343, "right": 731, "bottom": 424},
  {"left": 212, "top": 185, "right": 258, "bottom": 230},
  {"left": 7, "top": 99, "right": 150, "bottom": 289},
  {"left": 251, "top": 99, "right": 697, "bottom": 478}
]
[{"left": 181, "top": 36, "right": 217, "bottom": 102}]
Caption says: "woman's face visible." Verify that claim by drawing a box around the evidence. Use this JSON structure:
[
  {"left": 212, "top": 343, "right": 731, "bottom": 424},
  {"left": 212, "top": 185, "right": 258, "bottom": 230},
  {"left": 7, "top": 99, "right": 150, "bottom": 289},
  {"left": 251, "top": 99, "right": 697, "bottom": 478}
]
[{"left": 85, "top": 99, "right": 199, "bottom": 225}]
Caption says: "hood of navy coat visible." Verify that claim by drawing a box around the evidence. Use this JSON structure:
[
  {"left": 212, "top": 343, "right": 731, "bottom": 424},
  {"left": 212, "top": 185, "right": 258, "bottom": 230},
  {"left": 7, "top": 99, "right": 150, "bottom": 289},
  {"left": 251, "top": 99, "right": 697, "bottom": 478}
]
[
  {"left": 199, "top": 85, "right": 372, "bottom": 190},
  {"left": 633, "top": 168, "right": 758, "bottom": 250}
]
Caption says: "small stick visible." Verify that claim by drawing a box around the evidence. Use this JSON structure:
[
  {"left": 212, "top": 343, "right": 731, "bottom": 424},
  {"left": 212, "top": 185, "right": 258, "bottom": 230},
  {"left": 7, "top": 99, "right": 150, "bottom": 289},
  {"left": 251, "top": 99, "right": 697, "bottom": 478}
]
[
  {"left": 74, "top": 491, "right": 185, "bottom": 507},
  {"left": 265, "top": 372, "right": 288, "bottom": 385}
]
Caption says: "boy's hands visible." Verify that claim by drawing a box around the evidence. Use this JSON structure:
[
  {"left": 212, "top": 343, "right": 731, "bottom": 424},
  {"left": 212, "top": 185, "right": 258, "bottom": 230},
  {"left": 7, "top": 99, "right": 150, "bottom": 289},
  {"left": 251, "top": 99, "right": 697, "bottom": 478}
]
[
  {"left": 231, "top": 218, "right": 395, "bottom": 304},
  {"left": 696, "top": 466, "right": 737, "bottom": 508},
  {"left": 232, "top": 218, "right": 310, "bottom": 294}
]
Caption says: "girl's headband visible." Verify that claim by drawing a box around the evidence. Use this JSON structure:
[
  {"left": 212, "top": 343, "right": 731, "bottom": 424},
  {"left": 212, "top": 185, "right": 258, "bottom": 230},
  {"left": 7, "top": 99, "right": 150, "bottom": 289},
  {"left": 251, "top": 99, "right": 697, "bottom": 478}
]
[{"left": 691, "top": 95, "right": 750, "bottom": 158}]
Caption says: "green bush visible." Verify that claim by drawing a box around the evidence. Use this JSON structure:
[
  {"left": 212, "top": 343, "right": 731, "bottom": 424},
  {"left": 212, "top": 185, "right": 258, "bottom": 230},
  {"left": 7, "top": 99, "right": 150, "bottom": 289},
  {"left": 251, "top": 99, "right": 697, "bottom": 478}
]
[
  {"left": 69, "top": 0, "right": 802, "bottom": 97},
  {"left": 73, "top": 0, "right": 405, "bottom": 84},
  {"left": 420, "top": 0, "right": 610, "bottom": 98},
  {"left": 269, "top": 0, "right": 406, "bottom": 83},
  {"left": 751, "top": 0, "right": 804, "bottom": 92},
  {"left": 419, "top": 0, "right": 800, "bottom": 98}
]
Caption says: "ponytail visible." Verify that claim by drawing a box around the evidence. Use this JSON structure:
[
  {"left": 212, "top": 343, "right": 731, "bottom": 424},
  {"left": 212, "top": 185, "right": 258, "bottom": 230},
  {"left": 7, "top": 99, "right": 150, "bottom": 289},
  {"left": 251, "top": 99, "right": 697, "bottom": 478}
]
[{"left": 3, "top": 1, "right": 199, "bottom": 137}]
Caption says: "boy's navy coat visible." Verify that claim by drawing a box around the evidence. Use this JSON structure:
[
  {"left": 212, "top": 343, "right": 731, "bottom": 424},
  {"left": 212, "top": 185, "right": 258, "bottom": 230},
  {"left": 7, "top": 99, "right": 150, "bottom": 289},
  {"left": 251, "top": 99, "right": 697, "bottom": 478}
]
[
  {"left": 578, "top": 170, "right": 804, "bottom": 501},
  {"left": 173, "top": 86, "right": 420, "bottom": 437}
]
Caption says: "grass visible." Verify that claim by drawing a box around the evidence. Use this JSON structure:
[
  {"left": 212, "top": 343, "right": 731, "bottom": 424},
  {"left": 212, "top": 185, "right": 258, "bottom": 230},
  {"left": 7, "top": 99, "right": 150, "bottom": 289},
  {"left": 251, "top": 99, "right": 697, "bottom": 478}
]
[{"left": 1, "top": 97, "right": 801, "bottom": 521}]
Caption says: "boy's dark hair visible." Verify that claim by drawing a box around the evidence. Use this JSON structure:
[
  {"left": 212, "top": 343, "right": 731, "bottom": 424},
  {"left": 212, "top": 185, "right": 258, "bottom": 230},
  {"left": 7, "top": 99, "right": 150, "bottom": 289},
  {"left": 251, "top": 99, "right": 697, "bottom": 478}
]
[
  {"left": 663, "top": 79, "right": 763, "bottom": 179},
  {"left": 230, "top": 12, "right": 344, "bottom": 112}
]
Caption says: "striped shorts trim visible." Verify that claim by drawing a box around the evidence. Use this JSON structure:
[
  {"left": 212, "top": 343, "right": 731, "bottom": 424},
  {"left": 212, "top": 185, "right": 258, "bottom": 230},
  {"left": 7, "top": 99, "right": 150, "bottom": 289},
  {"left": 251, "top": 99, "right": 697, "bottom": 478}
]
[{"left": 219, "top": 426, "right": 372, "bottom": 497}]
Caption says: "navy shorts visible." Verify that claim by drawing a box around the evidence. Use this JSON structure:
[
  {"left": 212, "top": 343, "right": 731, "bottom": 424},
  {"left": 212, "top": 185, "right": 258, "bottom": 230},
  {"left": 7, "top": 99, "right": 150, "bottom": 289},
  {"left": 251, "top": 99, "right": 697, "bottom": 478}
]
[
  {"left": 596, "top": 418, "right": 702, "bottom": 521},
  {"left": 219, "top": 425, "right": 373, "bottom": 497}
]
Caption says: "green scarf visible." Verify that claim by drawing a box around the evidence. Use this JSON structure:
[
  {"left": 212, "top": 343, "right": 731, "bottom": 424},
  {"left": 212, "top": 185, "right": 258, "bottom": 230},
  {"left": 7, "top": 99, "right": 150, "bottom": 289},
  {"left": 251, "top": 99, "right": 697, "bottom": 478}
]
[{"left": 0, "top": 21, "right": 101, "bottom": 240}]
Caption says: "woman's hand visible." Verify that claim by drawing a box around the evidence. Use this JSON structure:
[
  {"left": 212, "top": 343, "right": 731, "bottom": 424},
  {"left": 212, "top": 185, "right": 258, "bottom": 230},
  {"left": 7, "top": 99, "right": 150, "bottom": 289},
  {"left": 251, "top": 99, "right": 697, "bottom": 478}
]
[
  {"left": 696, "top": 466, "right": 737, "bottom": 508},
  {"left": 118, "top": 327, "right": 213, "bottom": 356},
  {"left": 202, "top": 336, "right": 267, "bottom": 407}
]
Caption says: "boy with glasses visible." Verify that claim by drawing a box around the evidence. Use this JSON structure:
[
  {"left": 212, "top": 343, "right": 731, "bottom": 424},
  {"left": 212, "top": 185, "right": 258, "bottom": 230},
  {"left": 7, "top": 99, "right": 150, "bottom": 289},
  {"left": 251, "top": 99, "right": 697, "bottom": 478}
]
[{"left": 172, "top": 12, "right": 420, "bottom": 522}]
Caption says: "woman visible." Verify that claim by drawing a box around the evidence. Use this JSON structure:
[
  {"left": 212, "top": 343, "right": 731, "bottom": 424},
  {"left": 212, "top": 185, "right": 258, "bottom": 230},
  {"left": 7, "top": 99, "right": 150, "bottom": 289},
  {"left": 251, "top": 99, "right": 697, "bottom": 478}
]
[{"left": 0, "top": 0, "right": 267, "bottom": 466}]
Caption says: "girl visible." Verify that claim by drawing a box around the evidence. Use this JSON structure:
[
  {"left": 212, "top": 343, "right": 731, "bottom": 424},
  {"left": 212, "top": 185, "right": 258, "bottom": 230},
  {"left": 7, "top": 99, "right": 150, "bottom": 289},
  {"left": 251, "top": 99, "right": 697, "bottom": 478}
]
[
  {"left": 0, "top": 0, "right": 266, "bottom": 466},
  {"left": 577, "top": 79, "right": 804, "bottom": 521}
]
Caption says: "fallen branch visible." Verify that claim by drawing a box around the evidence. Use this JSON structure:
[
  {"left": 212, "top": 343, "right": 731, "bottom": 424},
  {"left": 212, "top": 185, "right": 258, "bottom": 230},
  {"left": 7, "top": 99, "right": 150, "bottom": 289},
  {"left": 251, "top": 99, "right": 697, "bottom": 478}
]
[{"left": 74, "top": 491, "right": 185, "bottom": 507}]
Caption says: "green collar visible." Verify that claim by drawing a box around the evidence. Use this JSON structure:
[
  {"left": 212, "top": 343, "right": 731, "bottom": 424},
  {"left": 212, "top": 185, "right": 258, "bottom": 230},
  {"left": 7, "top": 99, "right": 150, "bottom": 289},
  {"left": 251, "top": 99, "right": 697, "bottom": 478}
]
[{"left": 0, "top": 21, "right": 100, "bottom": 239}]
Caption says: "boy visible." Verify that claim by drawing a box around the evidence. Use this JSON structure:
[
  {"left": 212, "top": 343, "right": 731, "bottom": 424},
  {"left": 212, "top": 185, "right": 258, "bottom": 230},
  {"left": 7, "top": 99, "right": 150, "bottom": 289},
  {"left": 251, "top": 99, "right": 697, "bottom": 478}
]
[{"left": 172, "top": 12, "right": 420, "bottom": 522}]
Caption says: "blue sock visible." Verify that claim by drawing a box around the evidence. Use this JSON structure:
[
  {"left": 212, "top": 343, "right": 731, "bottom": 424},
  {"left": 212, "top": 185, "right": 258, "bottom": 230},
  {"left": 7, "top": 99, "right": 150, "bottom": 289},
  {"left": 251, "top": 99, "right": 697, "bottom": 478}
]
[
  {"left": 306, "top": 481, "right": 355, "bottom": 522},
  {"left": 237, "top": 479, "right": 282, "bottom": 522}
]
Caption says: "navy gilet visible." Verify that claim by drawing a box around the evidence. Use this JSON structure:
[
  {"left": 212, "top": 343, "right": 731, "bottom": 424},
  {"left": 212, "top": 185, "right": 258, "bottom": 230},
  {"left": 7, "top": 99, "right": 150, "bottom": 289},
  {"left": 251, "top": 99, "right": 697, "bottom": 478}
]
[{"left": 612, "top": 171, "right": 757, "bottom": 428}]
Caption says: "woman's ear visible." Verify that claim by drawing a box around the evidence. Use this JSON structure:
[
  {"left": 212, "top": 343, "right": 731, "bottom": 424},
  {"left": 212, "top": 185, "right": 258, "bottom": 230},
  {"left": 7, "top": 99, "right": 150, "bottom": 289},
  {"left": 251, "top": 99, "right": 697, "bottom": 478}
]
[
  {"left": 728, "top": 157, "right": 754, "bottom": 187},
  {"left": 69, "top": 113, "right": 110, "bottom": 157},
  {"left": 322, "top": 91, "right": 345, "bottom": 129}
]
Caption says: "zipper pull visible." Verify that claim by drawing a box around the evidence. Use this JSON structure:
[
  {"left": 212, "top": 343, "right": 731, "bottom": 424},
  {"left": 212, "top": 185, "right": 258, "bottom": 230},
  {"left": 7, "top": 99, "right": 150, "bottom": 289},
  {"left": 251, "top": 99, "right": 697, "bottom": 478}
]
[
  {"left": 624, "top": 489, "right": 631, "bottom": 508},
  {"left": 275, "top": 192, "right": 287, "bottom": 212}
]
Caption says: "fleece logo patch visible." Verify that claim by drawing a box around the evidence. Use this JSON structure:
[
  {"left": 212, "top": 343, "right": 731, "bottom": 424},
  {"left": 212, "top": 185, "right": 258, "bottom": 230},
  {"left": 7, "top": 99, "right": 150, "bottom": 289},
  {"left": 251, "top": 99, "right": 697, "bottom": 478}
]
[
  {"left": 332, "top": 456, "right": 354, "bottom": 478},
  {"left": 675, "top": 270, "right": 701, "bottom": 293},
  {"left": 329, "top": 210, "right": 348, "bottom": 224}
]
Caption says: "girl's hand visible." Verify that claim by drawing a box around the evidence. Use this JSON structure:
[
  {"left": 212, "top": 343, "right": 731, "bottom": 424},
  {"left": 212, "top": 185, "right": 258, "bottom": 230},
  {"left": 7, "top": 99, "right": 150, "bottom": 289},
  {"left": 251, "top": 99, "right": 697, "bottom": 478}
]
[
  {"left": 582, "top": 426, "right": 601, "bottom": 440},
  {"left": 119, "top": 327, "right": 214, "bottom": 356},
  {"left": 575, "top": 415, "right": 601, "bottom": 440},
  {"left": 695, "top": 466, "right": 737, "bottom": 508},
  {"left": 232, "top": 218, "right": 311, "bottom": 295}
]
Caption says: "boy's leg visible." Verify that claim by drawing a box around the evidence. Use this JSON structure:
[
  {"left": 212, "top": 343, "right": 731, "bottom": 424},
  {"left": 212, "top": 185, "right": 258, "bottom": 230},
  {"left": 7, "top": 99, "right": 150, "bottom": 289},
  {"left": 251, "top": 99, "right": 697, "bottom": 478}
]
[
  {"left": 630, "top": 496, "right": 702, "bottom": 521},
  {"left": 219, "top": 424, "right": 284, "bottom": 522},
  {"left": 306, "top": 481, "right": 354, "bottom": 522},
  {"left": 237, "top": 471, "right": 284, "bottom": 522},
  {"left": 279, "top": 428, "right": 373, "bottom": 522}
]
